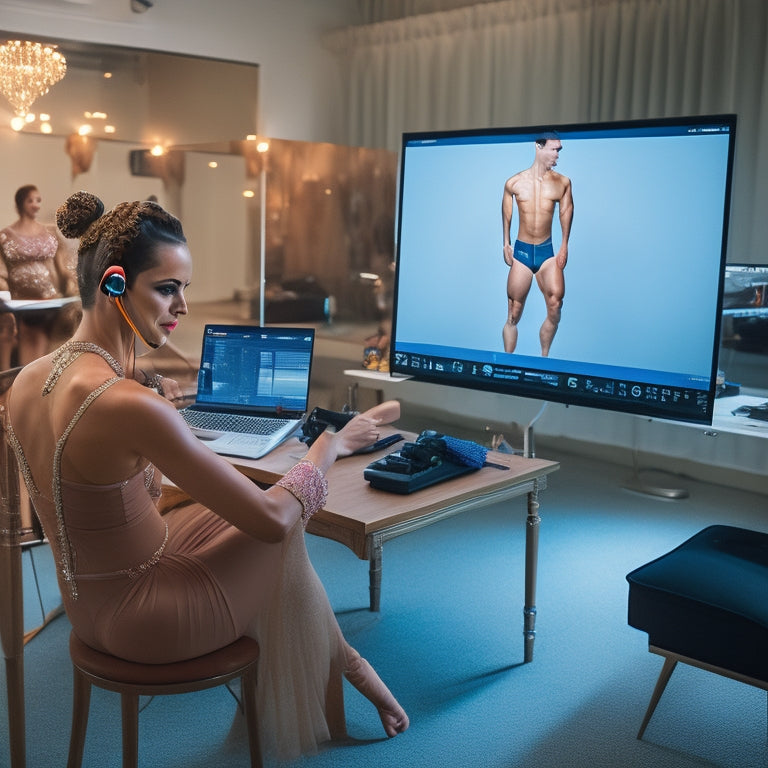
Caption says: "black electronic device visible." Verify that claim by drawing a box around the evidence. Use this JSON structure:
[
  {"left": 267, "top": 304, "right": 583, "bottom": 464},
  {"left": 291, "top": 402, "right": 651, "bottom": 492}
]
[
  {"left": 389, "top": 115, "right": 737, "bottom": 425},
  {"left": 731, "top": 402, "right": 768, "bottom": 421}
]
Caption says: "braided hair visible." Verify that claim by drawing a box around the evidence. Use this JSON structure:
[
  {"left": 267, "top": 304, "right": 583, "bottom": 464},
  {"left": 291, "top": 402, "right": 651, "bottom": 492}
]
[{"left": 56, "top": 191, "right": 186, "bottom": 308}]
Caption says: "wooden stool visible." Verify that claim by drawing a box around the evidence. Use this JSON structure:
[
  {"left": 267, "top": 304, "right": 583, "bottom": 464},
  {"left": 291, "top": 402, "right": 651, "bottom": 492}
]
[{"left": 67, "top": 632, "right": 262, "bottom": 768}]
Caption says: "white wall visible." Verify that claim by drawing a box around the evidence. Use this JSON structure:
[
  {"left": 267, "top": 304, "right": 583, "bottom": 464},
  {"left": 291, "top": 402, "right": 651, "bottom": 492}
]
[{"left": 0, "top": 0, "right": 359, "bottom": 144}]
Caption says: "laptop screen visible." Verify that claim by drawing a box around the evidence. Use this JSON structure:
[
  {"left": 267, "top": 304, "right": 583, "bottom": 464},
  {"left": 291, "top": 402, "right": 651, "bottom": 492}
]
[{"left": 195, "top": 324, "right": 315, "bottom": 414}]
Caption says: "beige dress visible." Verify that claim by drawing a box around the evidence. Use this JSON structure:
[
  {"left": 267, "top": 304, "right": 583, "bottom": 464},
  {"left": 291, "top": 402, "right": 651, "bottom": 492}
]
[{"left": 8, "top": 346, "right": 348, "bottom": 760}]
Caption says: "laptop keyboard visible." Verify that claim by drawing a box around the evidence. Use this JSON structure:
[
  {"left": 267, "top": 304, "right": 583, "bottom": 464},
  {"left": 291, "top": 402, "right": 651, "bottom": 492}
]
[{"left": 182, "top": 409, "right": 289, "bottom": 435}]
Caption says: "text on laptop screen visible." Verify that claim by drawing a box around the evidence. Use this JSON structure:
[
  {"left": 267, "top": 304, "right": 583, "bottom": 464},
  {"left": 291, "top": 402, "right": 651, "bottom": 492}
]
[{"left": 196, "top": 325, "right": 314, "bottom": 413}]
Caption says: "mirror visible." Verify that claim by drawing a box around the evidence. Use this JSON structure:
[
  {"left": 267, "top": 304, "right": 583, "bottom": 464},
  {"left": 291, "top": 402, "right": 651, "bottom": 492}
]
[
  {"left": 0, "top": 32, "right": 398, "bottom": 326},
  {"left": 0, "top": 33, "right": 260, "bottom": 144}
]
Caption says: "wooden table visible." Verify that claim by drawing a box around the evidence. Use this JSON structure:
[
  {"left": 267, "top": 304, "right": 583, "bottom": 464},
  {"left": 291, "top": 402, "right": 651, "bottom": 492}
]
[{"left": 232, "top": 431, "right": 559, "bottom": 664}]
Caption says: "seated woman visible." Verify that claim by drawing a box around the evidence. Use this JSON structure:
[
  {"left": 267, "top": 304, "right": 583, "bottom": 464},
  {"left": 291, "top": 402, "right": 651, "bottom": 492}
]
[
  {"left": 0, "top": 184, "right": 79, "bottom": 366},
  {"left": 6, "top": 192, "right": 408, "bottom": 760}
]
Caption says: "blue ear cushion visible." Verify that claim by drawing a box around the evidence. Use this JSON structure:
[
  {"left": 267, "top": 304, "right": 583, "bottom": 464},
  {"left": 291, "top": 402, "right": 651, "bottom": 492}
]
[{"left": 101, "top": 269, "right": 126, "bottom": 296}]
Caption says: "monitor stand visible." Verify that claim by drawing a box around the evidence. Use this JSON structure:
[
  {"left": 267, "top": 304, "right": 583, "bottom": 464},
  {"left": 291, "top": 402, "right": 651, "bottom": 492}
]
[
  {"left": 623, "top": 466, "right": 690, "bottom": 500},
  {"left": 523, "top": 402, "right": 548, "bottom": 459},
  {"left": 623, "top": 417, "right": 689, "bottom": 499}
]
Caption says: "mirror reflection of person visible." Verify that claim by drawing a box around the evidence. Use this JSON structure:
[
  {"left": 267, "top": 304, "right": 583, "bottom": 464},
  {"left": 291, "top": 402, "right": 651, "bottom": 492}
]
[
  {"left": 502, "top": 133, "right": 573, "bottom": 356},
  {"left": 0, "top": 185, "right": 79, "bottom": 366},
  {"left": 6, "top": 192, "right": 408, "bottom": 760}
]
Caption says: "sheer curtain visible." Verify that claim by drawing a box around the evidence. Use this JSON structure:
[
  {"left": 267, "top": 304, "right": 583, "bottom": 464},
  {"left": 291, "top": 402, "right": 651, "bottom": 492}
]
[{"left": 329, "top": 0, "right": 768, "bottom": 261}]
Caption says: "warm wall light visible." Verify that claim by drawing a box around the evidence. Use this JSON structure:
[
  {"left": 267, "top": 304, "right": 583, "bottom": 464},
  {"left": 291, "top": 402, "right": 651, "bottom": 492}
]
[
  {"left": 0, "top": 40, "right": 67, "bottom": 117},
  {"left": 9, "top": 116, "right": 24, "bottom": 131},
  {"left": 208, "top": 161, "right": 218, "bottom": 169},
  {"left": 243, "top": 190, "right": 256, "bottom": 198},
  {"left": 150, "top": 144, "right": 165, "bottom": 156},
  {"left": 40, "top": 122, "right": 52, "bottom": 134},
  {"left": 65, "top": 133, "right": 97, "bottom": 179}
]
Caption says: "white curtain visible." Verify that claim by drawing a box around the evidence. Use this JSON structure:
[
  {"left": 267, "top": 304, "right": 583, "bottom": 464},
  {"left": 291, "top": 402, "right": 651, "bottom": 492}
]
[{"left": 329, "top": 0, "right": 768, "bottom": 262}]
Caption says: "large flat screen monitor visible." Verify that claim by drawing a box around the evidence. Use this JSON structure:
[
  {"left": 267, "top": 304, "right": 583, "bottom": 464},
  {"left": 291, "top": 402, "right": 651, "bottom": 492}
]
[{"left": 390, "top": 115, "right": 736, "bottom": 424}]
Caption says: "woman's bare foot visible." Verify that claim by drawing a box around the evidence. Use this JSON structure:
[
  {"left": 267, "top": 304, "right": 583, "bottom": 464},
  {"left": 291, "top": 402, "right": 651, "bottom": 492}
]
[{"left": 343, "top": 646, "right": 409, "bottom": 738}]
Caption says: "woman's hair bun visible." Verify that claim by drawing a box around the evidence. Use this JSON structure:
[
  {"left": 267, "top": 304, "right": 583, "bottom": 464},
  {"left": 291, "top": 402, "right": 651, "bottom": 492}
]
[{"left": 56, "top": 191, "right": 105, "bottom": 239}]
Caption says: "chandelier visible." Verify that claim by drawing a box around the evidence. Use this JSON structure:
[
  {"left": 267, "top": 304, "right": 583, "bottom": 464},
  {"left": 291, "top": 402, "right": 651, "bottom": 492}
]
[{"left": 0, "top": 40, "right": 67, "bottom": 118}]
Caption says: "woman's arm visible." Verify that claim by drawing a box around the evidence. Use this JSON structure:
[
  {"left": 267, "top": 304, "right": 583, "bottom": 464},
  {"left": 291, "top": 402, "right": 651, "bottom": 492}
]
[{"left": 117, "top": 387, "right": 400, "bottom": 542}]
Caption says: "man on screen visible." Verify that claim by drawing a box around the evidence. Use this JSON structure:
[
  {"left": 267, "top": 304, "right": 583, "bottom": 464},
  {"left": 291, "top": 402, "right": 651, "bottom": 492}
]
[{"left": 502, "top": 132, "right": 573, "bottom": 356}]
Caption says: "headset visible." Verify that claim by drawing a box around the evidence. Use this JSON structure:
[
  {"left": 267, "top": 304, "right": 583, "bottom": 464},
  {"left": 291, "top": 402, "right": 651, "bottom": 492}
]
[{"left": 99, "top": 265, "right": 162, "bottom": 349}]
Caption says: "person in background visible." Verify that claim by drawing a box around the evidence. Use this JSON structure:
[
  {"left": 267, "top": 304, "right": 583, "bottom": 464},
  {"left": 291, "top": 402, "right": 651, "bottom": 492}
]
[
  {"left": 0, "top": 185, "right": 79, "bottom": 366},
  {"left": 6, "top": 191, "right": 408, "bottom": 761}
]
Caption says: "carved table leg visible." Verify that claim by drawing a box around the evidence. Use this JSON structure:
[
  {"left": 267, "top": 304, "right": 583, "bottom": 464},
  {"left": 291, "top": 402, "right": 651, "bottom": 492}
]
[
  {"left": 523, "top": 480, "right": 541, "bottom": 663},
  {"left": 368, "top": 536, "right": 383, "bottom": 612}
]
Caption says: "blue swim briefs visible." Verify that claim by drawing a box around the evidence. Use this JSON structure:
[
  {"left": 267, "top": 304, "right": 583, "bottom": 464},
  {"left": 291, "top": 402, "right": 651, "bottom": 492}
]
[{"left": 513, "top": 238, "right": 554, "bottom": 274}]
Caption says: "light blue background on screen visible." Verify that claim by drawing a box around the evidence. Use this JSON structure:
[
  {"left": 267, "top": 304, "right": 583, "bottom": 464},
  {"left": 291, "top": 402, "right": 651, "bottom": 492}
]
[{"left": 395, "top": 132, "right": 730, "bottom": 377}]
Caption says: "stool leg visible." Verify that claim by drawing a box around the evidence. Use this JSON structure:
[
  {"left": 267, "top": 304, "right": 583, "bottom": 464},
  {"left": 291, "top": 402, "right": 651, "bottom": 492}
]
[
  {"left": 120, "top": 692, "right": 140, "bottom": 768},
  {"left": 241, "top": 669, "right": 262, "bottom": 768},
  {"left": 638, "top": 656, "right": 677, "bottom": 739},
  {"left": 66, "top": 667, "right": 92, "bottom": 768}
]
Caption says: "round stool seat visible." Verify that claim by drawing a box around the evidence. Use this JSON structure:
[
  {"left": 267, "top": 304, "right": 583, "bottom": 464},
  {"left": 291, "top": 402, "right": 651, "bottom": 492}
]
[{"left": 69, "top": 632, "right": 260, "bottom": 689}]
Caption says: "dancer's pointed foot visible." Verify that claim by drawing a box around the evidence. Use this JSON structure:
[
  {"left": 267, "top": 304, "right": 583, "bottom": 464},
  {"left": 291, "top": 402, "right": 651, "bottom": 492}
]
[{"left": 343, "top": 647, "right": 409, "bottom": 738}]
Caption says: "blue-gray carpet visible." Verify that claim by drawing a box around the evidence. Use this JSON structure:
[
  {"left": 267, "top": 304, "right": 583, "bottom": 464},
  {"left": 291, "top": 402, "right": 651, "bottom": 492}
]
[{"left": 2, "top": 448, "right": 767, "bottom": 768}]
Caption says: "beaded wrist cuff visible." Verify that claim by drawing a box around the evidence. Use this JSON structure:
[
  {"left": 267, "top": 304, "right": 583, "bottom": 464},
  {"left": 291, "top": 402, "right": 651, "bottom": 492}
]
[{"left": 276, "top": 460, "right": 329, "bottom": 526}]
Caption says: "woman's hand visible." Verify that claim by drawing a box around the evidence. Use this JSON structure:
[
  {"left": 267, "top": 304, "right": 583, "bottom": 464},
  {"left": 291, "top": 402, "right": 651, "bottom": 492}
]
[
  {"left": 333, "top": 413, "right": 385, "bottom": 458},
  {"left": 157, "top": 375, "right": 185, "bottom": 403},
  {"left": 137, "top": 370, "right": 185, "bottom": 403},
  {"left": 303, "top": 400, "right": 401, "bottom": 471},
  {"left": 333, "top": 399, "right": 401, "bottom": 458}
]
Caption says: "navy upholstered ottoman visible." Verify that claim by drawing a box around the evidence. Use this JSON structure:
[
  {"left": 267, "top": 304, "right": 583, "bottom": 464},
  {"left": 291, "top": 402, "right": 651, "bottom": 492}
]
[{"left": 626, "top": 524, "right": 768, "bottom": 738}]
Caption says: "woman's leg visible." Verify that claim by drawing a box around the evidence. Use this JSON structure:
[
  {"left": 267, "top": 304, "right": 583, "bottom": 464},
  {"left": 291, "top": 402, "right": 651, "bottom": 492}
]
[{"left": 342, "top": 644, "right": 409, "bottom": 738}]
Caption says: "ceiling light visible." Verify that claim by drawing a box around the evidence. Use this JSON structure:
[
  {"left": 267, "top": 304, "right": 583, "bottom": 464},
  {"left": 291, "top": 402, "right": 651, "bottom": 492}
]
[{"left": 0, "top": 40, "right": 67, "bottom": 117}]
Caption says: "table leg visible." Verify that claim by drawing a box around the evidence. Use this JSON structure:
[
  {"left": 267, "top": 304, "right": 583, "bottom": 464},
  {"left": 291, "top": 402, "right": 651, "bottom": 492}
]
[
  {"left": 523, "top": 481, "right": 541, "bottom": 663},
  {"left": 368, "top": 538, "right": 383, "bottom": 612}
]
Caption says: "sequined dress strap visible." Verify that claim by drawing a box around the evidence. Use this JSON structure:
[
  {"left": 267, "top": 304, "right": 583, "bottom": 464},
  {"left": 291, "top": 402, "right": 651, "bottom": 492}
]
[
  {"left": 54, "top": 377, "right": 123, "bottom": 600},
  {"left": 42, "top": 342, "right": 127, "bottom": 600}
]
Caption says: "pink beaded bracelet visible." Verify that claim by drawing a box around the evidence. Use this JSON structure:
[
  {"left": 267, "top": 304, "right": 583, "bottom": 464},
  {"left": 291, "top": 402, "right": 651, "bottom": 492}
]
[{"left": 276, "top": 459, "right": 329, "bottom": 525}]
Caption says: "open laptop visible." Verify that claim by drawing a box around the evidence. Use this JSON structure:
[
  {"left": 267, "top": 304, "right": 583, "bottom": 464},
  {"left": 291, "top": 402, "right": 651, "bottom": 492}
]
[{"left": 180, "top": 324, "right": 315, "bottom": 459}]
